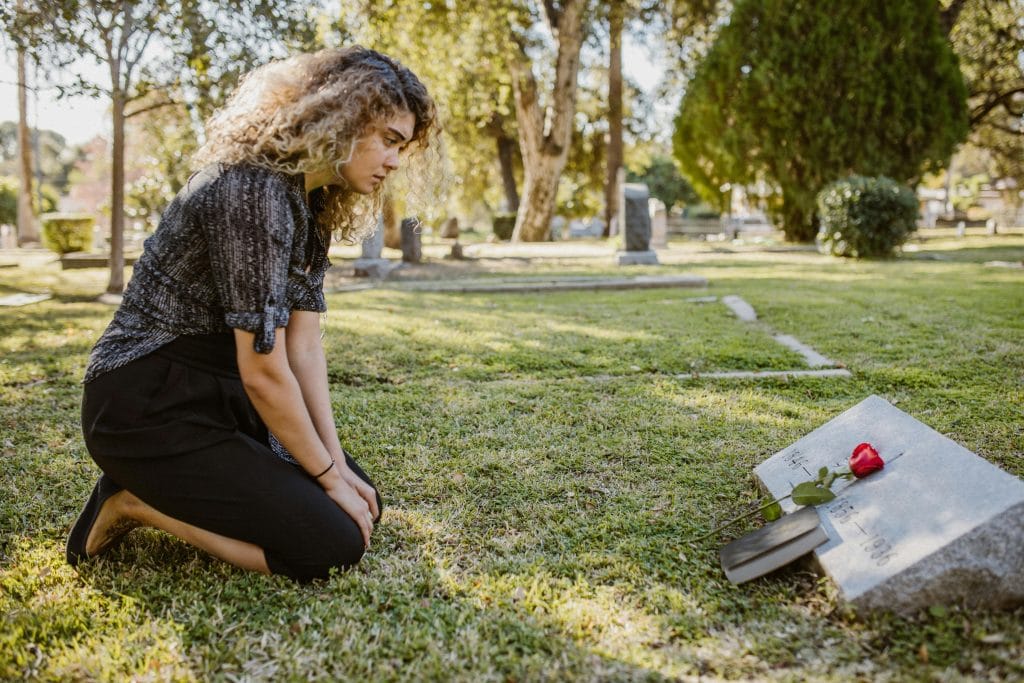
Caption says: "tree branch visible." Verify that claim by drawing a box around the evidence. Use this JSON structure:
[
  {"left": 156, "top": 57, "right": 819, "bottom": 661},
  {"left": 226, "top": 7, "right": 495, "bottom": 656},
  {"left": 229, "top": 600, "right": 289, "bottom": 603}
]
[
  {"left": 124, "top": 98, "right": 177, "bottom": 119},
  {"left": 970, "top": 87, "right": 1024, "bottom": 127}
]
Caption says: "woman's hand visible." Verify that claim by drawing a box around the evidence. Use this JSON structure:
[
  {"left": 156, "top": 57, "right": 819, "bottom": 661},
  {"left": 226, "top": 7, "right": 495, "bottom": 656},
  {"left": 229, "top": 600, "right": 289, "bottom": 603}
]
[
  {"left": 338, "top": 462, "right": 380, "bottom": 521},
  {"left": 321, "top": 473, "right": 374, "bottom": 549}
]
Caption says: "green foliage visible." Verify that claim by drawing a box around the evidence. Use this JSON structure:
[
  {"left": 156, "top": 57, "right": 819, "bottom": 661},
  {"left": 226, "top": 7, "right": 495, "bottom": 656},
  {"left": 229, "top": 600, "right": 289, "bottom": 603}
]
[
  {"left": 40, "top": 213, "right": 94, "bottom": 254},
  {"left": 0, "top": 175, "right": 58, "bottom": 225},
  {"left": 817, "top": 176, "right": 918, "bottom": 258},
  {"left": 627, "top": 156, "right": 700, "bottom": 212},
  {"left": 124, "top": 96, "right": 198, "bottom": 230},
  {"left": 0, "top": 176, "right": 15, "bottom": 225},
  {"left": 673, "top": 0, "right": 968, "bottom": 241},
  {"left": 492, "top": 213, "right": 516, "bottom": 240},
  {"left": 948, "top": 0, "right": 1024, "bottom": 190},
  {"left": 0, "top": 123, "right": 82, "bottom": 194}
]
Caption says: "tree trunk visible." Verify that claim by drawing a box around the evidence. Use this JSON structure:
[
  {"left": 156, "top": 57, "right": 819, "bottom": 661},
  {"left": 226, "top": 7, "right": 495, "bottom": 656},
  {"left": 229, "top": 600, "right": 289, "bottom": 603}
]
[
  {"left": 16, "top": 40, "right": 38, "bottom": 246},
  {"left": 603, "top": 2, "right": 624, "bottom": 238},
  {"left": 509, "top": 0, "right": 587, "bottom": 242},
  {"left": 496, "top": 133, "right": 520, "bottom": 213},
  {"left": 382, "top": 192, "right": 401, "bottom": 249},
  {"left": 108, "top": 89, "right": 126, "bottom": 294}
]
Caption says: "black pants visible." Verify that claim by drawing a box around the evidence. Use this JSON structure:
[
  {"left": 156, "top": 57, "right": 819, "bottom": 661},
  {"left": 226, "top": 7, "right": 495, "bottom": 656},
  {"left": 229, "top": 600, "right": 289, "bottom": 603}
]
[{"left": 81, "top": 333, "right": 380, "bottom": 582}]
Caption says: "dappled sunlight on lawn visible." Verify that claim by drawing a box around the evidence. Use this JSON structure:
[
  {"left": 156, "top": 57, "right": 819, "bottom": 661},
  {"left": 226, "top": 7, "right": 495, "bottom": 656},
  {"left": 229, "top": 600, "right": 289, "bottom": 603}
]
[
  {"left": 0, "top": 538, "right": 197, "bottom": 681},
  {"left": 2, "top": 242, "right": 1023, "bottom": 680}
]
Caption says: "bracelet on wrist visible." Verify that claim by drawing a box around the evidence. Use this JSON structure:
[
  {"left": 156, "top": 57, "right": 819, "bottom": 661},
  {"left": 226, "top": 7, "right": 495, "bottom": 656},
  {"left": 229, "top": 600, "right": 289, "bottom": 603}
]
[{"left": 313, "top": 456, "right": 336, "bottom": 479}]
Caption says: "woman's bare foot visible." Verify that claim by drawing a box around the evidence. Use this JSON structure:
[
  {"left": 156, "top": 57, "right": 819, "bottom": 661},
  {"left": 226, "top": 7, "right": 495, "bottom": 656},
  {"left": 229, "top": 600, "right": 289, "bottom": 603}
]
[{"left": 83, "top": 490, "right": 145, "bottom": 557}]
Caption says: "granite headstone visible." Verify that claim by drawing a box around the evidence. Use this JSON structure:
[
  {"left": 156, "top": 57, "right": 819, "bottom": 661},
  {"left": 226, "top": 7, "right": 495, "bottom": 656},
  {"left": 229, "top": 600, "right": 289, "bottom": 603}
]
[
  {"left": 650, "top": 199, "right": 668, "bottom": 249},
  {"left": 754, "top": 395, "right": 1024, "bottom": 614},
  {"left": 400, "top": 217, "right": 423, "bottom": 263},
  {"left": 353, "top": 217, "right": 399, "bottom": 278},
  {"left": 617, "top": 183, "right": 658, "bottom": 265}
]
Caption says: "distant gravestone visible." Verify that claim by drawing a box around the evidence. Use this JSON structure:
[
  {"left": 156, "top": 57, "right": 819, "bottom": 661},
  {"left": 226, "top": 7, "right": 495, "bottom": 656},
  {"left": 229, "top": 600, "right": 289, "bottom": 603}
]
[
  {"left": 649, "top": 198, "right": 668, "bottom": 249},
  {"left": 400, "top": 217, "right": 423, "bottom": 263},
  {"left": 617, "top": 183, "right": 658, "bottom": 265},
  {"left": 754, "top": 395, "right": 1024, "bottom": 614},
  {"left": 440, "top": 217, "right": 459, "bottom": 239},
  {"left": 353, "top": 217, "right": 399, "bottom": 278}
]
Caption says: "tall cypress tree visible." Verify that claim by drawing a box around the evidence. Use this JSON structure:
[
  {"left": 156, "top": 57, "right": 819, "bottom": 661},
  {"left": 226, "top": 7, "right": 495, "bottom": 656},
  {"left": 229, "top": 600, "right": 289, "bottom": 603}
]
[{"left": 673, "top": 0, "right": 968, "bottom": 241}]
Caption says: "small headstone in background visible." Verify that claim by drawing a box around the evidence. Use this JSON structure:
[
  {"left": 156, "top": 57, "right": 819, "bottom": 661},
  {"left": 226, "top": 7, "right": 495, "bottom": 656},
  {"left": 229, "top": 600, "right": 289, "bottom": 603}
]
[
  {"left": 353, "top": 218, "right": 399, "bottom": 278},
  {"left": 617, "top": 183, "right": 659, "bottom": 265},
  {"left": 649, "top": 198, "right": 668, "bottom": 249},
  {"left": 440, "top": 217, "right": 459, "bottom": 239},
  {"left": 754, "top": 395, "right": 1024, "bottom": 614},
  {"left": 400, "top": 217, "right": 423, "bottom": 264}
]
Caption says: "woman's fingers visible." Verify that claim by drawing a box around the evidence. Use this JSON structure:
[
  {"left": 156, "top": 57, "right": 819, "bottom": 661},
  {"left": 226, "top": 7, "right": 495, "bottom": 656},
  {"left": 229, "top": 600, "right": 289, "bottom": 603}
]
[
  {"left": 327, "top": 483, "right": 373, "bottom": 548},
  {"left": 340, "top": 466, "right": 380, "bottom": 521},
  {"left": 356, "top": 480, "right": 380, "bottom": 520}
]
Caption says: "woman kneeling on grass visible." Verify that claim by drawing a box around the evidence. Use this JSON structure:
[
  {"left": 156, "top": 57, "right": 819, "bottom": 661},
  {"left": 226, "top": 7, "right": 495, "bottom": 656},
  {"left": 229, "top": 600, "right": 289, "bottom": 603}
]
[{"left": 67, "top": 46, "right": 439, "bottom": 581}]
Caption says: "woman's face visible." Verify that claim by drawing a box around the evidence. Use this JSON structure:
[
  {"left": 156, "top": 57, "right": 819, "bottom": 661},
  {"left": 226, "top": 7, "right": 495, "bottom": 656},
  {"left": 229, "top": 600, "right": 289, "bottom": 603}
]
[
  {"left": 337, "top": 110, "right": 415, "bottom": 194},
  {"left": 305, "top": 111, "right": 415, "bottom": 195}
]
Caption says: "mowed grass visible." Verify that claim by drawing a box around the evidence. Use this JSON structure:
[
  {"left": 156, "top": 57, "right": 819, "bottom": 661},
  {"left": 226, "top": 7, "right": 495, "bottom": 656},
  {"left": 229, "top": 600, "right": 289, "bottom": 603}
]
[{"left": 1, "top": 238, "right": 1022, "bottom": 681}]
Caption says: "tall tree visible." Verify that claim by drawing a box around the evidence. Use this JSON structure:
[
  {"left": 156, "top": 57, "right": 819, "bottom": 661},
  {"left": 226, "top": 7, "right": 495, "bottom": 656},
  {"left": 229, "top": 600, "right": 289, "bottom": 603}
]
[
  {"left": 674, "top": 0, "right": 968, "bottom": 241},
  {"left": 4, "top": 1, "right": 315, "bottom": 294},
  {"left": 944, "top": 0, "right": 1024, "bottom": 189},
  {"left": 15, "top": 0, "right": 38, "bottom": 245},
  {"left": 509, "top": 0, "right": 591, "bottom": 241},
  {"left": 602, "top": 0, "right": 623, "bottom": 237}
]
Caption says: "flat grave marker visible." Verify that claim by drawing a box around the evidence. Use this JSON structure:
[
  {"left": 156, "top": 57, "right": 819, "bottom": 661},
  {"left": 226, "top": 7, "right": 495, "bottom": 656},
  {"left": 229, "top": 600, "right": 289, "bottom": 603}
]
[{"left": 754, "top": 395, "right": 1024, "bottom": 614}]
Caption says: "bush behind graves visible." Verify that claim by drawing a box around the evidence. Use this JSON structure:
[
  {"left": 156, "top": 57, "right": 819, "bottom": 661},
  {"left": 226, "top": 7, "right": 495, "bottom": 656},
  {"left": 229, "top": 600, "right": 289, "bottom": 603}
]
[
  {"left": 816, "top": 176, "right": 918, "bottom": 258},
  {"left": 41, "top": 213, "right": 95, "bottom": 254}
]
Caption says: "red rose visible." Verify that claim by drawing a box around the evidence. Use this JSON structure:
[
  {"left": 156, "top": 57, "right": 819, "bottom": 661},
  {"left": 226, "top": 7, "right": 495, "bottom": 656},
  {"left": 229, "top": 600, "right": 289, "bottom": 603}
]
[{"left": 849, "top": 442, "right": 884, "bottom": 478}]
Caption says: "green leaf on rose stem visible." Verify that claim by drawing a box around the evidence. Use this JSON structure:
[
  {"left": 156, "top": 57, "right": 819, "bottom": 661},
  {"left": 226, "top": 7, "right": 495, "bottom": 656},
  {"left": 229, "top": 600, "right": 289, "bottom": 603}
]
[
  {"left": 818, "top": 466, "right": 829, "bottom": 481},
  {"left": 763, "top": 501, "right": 783, "bottom": 522},
  {"left": 791, "top": 482, "right": 837, "bottom": 505},
  {"left": 824, "top": 472, "right": 837, "bottom": 488}
]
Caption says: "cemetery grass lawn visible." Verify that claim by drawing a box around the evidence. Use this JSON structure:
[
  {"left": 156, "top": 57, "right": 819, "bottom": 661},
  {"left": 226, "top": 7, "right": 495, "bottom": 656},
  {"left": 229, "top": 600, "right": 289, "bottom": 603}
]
[{"left": 1, "top": 238, "right": 1022, "bottom": 681}]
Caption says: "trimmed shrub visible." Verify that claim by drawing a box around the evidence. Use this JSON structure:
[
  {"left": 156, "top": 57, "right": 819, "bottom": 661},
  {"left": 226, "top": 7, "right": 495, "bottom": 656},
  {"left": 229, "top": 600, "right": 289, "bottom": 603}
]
[
  {"left": 492, "top": 212, "right": 516, "bottom": 241},
  {"left": 41, "top": 213, "right": 95, "bottom": 254},
  {"left": 816, "top": 176, "right": 918, "bottom": 258}
]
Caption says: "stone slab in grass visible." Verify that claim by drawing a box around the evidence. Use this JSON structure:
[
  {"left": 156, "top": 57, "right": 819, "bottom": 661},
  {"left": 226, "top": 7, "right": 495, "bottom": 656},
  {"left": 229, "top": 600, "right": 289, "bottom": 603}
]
[
  {"left": 755, "top": 395, "right": 1024, "bottom": 615},
  {"left": 0, "top": 292, "right": 51, "bottom": 307},
  {"left": 60, "top": 252, "right": 140, "bottom": 269},
  {"left": 388, "top": 274, "right": 707, "bottom": 294}
]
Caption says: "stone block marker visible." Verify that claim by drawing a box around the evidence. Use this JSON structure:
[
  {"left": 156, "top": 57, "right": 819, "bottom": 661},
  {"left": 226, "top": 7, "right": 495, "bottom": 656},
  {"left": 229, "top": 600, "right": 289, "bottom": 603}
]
[
  {"left": 400, "top": 217, "right": 422, "bottom": 264},
  {"left": 755, "top": 395, "right": 1024, "bottom": 614},
  {"left": 353, "top": 218, "right": 399, "bottom": 279},
  {"left": 617, "top": 183, "right": 659, "bottom": 266}
]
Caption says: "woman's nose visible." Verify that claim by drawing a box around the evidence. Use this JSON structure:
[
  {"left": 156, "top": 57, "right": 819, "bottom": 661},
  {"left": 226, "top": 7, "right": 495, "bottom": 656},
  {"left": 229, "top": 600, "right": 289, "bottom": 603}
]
[{"left": 384, "top": 149, "right": 400, "bottom": 170}]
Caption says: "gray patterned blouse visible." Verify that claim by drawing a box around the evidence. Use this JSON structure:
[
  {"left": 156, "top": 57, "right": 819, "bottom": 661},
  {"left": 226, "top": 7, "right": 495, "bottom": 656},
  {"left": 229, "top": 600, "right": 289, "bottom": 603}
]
[{"left": 84, "top": 163, "right": 329, "bottom": 384}]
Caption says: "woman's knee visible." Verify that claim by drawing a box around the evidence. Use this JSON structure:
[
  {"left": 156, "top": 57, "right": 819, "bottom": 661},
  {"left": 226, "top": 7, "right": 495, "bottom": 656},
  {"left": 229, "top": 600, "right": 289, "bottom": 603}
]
[{"left": 272, "top": 518, "right": 367, "bottom": 582}]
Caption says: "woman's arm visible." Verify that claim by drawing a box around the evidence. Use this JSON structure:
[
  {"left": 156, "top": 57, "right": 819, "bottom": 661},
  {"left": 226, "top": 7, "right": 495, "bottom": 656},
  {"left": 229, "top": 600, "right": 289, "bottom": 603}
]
[
  {"left": 235, "top": 327, "right": 374, "bottom": 546},
  {"left": 282, "top": 311, "right": 380, "bottom": 520}
]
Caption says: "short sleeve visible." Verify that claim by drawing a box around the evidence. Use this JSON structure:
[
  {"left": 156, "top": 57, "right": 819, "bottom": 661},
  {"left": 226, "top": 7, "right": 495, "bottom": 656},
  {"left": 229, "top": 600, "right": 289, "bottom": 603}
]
[
  {"left": 202, "top": 169, "right": 298, "bottom": 354},
  {"left": 287, "top": 262, "right": 328, "bottom": 313}
]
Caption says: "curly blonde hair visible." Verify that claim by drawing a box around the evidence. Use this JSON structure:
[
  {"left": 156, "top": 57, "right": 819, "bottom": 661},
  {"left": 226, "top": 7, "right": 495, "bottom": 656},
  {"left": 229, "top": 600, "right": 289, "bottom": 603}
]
[{"left": 194, "top": 46, "right": 440, "bottom": 243}]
